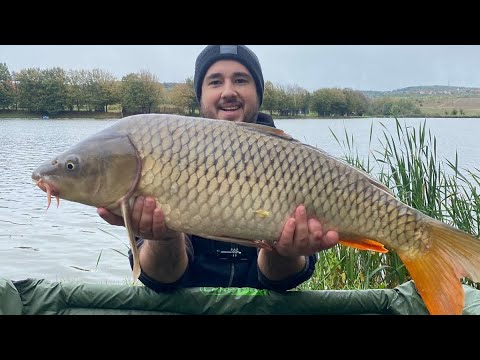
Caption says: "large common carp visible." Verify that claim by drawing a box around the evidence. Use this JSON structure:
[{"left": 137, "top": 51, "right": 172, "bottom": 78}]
[{"left": 32, "top": 114, "right": 480, "bottom": 315}]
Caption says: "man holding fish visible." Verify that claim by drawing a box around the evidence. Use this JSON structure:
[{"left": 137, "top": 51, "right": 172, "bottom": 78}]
[{"left": 97, "top": 45, "right": 340, "bottom": 291}]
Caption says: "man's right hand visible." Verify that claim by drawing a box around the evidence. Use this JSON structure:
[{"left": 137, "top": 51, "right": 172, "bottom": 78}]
[
  {"left": 98, "top": 196, "right": 188, "bottom": 284},
  {"left": 97, "top": 196, "right": 179, "bottom": 241}
]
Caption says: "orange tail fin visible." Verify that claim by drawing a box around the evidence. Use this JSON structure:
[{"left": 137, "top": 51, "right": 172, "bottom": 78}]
[{"left": 400, "top": 220, "right": 480, "bottom": 315}]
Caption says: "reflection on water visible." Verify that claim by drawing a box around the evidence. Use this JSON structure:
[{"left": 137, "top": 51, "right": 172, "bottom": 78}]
[{"left": 0, "top": 117, "right": 479, "bottom": 283}]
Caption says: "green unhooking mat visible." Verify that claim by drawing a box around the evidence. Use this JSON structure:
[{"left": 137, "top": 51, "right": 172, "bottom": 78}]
[{"left": 1, "top": 278, "right": 479, "bottom": 315}]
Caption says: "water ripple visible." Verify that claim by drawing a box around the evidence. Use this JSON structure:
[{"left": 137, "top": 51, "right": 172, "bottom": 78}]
[{"left": 1, "top": 118, "right": 131, "bottom": 284}]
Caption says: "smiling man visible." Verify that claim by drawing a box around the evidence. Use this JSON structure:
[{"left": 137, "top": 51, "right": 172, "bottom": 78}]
[
  {"left": 98, "top": 45, "right": 339, "bottom": 292},
  {"left": 194, "top": 45, "right": 266, "bottom": 124}
]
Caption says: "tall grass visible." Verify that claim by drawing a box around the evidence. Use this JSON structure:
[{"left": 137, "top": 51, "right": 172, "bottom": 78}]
[{"left": 299, "top": 118, "right": 480, "bottom": 291}]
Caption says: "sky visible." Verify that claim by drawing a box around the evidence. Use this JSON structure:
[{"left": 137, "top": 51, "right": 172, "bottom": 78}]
[{"left": 1, "top": 45, "right": 480, "bottom": 92}]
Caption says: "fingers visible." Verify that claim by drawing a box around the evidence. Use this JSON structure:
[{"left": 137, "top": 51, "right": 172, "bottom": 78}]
[
  {"left": 322, "top": 230, "right": 340, "bottom": 250},
  {"left": 308, "top": 216, "right": 339, "bottom": 251},
  {"left": 275, "top": 204, "right": 340, "bottom": 257},
  {"left": 293, "top": 205, "right": 309, "bottom": 248},
  {"left": 152, "top": 208, "right": 167, "bottom": 239},
  {"left": 276, "top": 218, "right": 295, "bottom": 253},
  {"left": 275, "top": 205, "right": 310, "bottom": 257},
  {"left": 132, "top": 196, "right": 174, "bottom": 241},
  {"left": 131, "top": 196, "right": 146, "bottom": 231},
  {"left": 138, "top": 197, "right": 155, "bottom": 235},
  {"left": 307, "top": 218, "right": 323, "bottom": 236},
  {"left": 97, "top": 207, "right": 125, "bottom": 226},
  {"left": 98, "top": 196, "right": 174, "bottom": 241},
  {"left": 130, "top": 196, "right": 159, "bottom": 239}
]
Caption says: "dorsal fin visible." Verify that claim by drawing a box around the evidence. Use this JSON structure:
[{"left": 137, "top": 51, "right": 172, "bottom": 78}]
[
  {"left": 365, "top": 176, "right": 394, "bottom": 195},
  {"left": 235, "top": 122, "right": 295, "bottom": 141},
  {"left": 300, "top": 142, "right": 394, "bottom": 195}
]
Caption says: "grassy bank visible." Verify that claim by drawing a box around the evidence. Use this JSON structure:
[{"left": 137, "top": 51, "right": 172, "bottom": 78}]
[
  {"left": 419, "top": 96, "right": 480, "bottom": 117},
  {"left": 299, "top": 119, "right": 480, "bottom": 291}
]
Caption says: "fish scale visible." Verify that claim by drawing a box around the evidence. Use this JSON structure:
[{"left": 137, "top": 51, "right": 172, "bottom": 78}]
[
  {"left": 32, "top": 113, "right": 480, "bottom": 314},
  {"left": 114, "top": 114, "right": 422, "bottom": 250}
]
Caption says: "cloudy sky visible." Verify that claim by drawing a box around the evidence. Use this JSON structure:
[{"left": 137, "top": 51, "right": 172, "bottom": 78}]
[{"left": 1, "top": 45, "right": 479, "bottom": 92}]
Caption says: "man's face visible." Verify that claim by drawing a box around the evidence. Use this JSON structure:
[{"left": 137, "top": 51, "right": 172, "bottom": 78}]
[{"left": 200, "top": 60, "right": 259, "bottom": 123}]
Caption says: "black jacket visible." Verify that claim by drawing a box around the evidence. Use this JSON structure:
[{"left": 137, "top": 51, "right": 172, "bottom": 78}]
[{"left": 129, "top": 113, "right": 317, "bottom": 292}]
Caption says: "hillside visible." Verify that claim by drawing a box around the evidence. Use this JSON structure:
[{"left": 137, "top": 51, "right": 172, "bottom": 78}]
[
  {"left": 361, "top": 85, "right": 480, "bottom": 117},
  {"left": 362, "top": 85, "right": 480, "bottom": 99}
]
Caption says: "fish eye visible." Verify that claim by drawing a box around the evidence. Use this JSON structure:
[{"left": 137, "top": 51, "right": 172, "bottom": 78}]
[
  {"left": 64, "top": 156, "right": 79, "bottom": 172},
  {"left": 65, "top": 161, "right": 76, "bottom": 171}
]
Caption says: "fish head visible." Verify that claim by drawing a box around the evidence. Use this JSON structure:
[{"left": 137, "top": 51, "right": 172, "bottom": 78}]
[{"left": 32, "top": 132, "right": 141, "bottom": 209}]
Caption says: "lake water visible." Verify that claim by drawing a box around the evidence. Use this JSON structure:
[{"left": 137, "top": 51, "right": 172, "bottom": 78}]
[{"left": 1, "top": 117, "right": 479, "bottom": 284}]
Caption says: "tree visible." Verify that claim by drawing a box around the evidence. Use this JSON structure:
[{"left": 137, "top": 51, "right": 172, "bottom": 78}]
[
  {"left": 287, "top": 84, "right": 310, "bottom": 116},
  {"left": 86, "top": 69, "right": 119, "bottom": 112},
  {"left": 311, "top": 88, "right": 344, "bottom": 116},
  {"left": 16, "top": 67, "right": 68, "bottom": 114},
  {"left": 343, "top": 88, "right": 368, "bottom": 116},
  {"left": 120, "top": 70, "right": 165, "bottom": 115},
  {"left": 0, "top": 63, "right": 14, "bottom": 110},
  {"left": 367, "top": 97, "right": 421, "bottom": 117},
  {"left": 261, "top": 81, "right": 278, "bottom": 116},
  {"left": 275, "top": 84, "right": 291, "bottom": 116},
  {"left": 169, "top": 77, "right": 197, "bottom": 115},
  {"left": 66, "top": 69, "right": 90, "bottom": 111},
  {"left": 40, "top": 67, "right": 68, "bottom": 114},
  {"left": 16, "top": 68, "right": 43, "bottom": 112}
]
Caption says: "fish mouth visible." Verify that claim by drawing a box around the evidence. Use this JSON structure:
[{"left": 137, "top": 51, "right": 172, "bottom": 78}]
[{"left": 33, "top": 177, "right": 60, "bottom": 210}]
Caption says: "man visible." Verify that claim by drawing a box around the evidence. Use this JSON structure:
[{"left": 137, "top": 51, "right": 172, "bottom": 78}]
[{"left": 97, "top": 45, "right": 340, "bottom": 291}]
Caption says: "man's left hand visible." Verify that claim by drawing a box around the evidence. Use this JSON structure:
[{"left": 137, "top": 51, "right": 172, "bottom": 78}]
[{"left": 274, "top": 205, "right": 339, "bottom": 257}]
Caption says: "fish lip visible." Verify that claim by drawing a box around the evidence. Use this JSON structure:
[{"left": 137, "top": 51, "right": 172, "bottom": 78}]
[
  {"left": 32, "top": 171, "right": 59, "bottom": 195},
  {"left": 33, "top": 178, "right": 59, "bottom": 197}
]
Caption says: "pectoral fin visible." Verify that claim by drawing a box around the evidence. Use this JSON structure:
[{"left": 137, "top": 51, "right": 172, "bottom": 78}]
[
  {"left": 121, "top": 199, "right": 141, "bottom": 282},
  {"left": 339, "top": 235, "right": 388, "bottom": 254}
]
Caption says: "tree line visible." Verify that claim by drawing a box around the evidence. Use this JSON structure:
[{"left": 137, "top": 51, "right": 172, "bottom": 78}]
[{"left": 0, "top": 63, "right": 422, "bottom": 117}]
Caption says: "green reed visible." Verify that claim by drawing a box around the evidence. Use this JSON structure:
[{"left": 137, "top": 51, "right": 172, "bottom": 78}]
[{"left": 299, "top": 118, "right": 480, "bottom": 291}]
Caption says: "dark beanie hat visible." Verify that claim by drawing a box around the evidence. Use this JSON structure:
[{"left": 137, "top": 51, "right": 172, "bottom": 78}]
[{"left": 194, "top": 45, "right": 265, "bottom": 106}]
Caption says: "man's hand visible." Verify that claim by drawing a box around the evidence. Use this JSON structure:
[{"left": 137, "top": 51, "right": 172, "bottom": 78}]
[
  {"left": 97, "top": 196, "right": 178, "bottom": 241},
  {"left": 257, "top": 204, "right": 340, "bottom": 282},
  {"left": 98, "top": 196, "right": 188, "bottom": 283},
  {"left": 273, "top": 204, "right": 339, "bottom": 258}
]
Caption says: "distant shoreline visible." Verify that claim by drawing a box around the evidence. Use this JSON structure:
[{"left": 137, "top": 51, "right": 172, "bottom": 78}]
[
  {"left": 0, "top": 111, "right": 121, "bottom": 120},
  {"left": 1, "top": 110, "right": 479, "bottom": 120}
]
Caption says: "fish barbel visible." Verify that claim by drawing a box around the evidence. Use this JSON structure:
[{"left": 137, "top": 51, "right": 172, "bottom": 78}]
[{"left": 32, "top": 114, "right": 480, "bottom": 314}]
